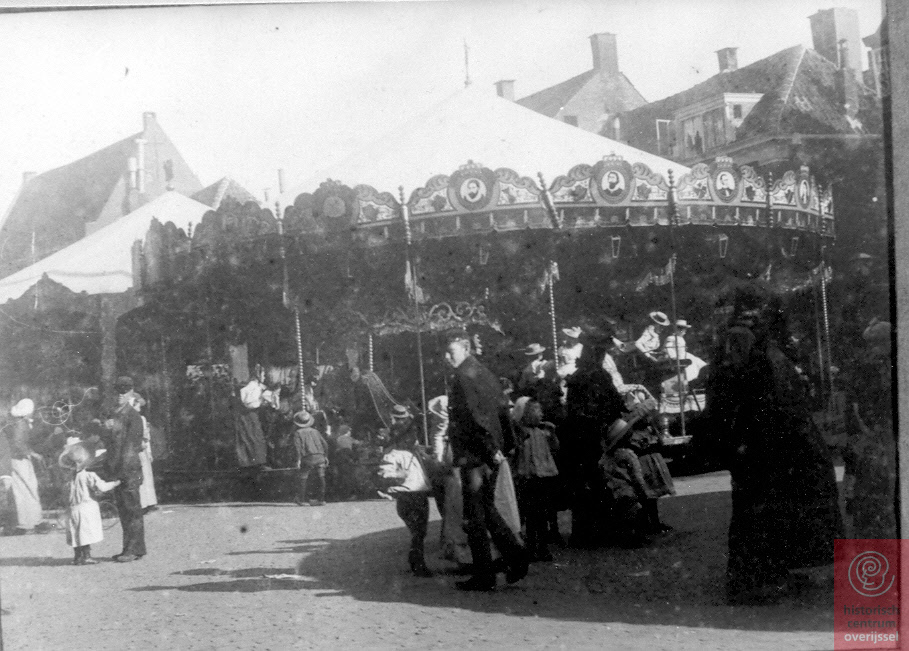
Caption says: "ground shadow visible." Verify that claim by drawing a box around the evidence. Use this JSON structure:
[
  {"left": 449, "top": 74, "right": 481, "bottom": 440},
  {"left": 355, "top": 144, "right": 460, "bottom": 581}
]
[
  {"left": 0, "top": 556, "right": 79, "bottom": 567},
  {"left": 130, "top": 491, "right": 835, "bottom": 633}
]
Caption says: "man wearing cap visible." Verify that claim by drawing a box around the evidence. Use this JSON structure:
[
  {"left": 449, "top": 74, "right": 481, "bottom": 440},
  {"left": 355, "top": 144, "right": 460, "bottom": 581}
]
[
  {"left": 444, "top": 330, "right": 528, "bottom": 591},
  {"left": 104, "top": 376, "right": 147, "bottom": 561},
  {"left": 389, "top": 405, "right": 419, "bottom": 447},
  {"left": 292, "top": 410, "right": 328, "bottom": 506}
]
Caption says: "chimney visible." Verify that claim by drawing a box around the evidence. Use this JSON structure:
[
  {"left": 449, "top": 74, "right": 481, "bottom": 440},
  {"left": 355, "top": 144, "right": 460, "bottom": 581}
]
[
  {"left": 590, "top": 33, "right": 619, "bottom": 76},
  {"left": 809, "top": 8, "right": 863, "bottom": 84},
  {"left": 135, "top": 138, "right": 147, "bottom": 194},
  {"left": 22, "top": 171, "right": 36, "bottom": 185},
  {"left": 837, "top": 41, "right": 861, "bottom": 118},
  {"left": 494, "top": 80, "right": 515, "bottom": 101},
  {"left": 716, "top": 47, "right": 738, "bottom": 73},
  {"left": 127, "top": 157, "right": 138, "bottom": 190},
  {"left": 142, "top": 111, "right": 156, "bottom": 133}
]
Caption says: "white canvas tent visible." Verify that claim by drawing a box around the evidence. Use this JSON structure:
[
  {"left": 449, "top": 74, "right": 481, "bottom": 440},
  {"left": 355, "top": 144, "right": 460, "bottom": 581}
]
[
  {"left": 0, "top": 191, "right": 211, "bottom": 303},
  {"left": 281, "top": 86, "right": 689, "bottom": 202}
]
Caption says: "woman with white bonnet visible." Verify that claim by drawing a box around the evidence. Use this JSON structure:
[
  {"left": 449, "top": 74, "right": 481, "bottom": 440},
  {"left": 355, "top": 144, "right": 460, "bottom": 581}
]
[{"left": 7, "top": 398, "right": 44, "bottom": 533}]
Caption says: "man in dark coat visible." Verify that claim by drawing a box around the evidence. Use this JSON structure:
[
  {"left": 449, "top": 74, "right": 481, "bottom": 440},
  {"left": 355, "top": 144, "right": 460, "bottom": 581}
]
[
  {"left": 444, "top": 330, "right": 528, "bottom": 591},
  {"left": 104, "top": 376, "right": 147, "bottom": 562}
]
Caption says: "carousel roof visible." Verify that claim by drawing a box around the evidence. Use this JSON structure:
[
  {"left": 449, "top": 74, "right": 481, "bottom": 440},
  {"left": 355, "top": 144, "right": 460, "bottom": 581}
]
[
  {"left": 281, "top": 86, "right": 689, "bottom": 202},
  {"left": 0, "top": 191, "right": 211, "bottom": 304}
]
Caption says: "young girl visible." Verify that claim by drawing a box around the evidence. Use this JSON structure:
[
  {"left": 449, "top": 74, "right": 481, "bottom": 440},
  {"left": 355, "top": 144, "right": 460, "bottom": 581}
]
[
  {"left": 59, "top": 442, "right": 120, "bottom": 565},
  {"left": 512, "top": 397, "right": 560, "bottom": 562}
]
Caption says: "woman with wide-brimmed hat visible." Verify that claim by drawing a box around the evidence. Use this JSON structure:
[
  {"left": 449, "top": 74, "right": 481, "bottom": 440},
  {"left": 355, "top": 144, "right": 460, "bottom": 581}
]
[{"left": 59, "top": 441, "right": 121, "bottom": 564}]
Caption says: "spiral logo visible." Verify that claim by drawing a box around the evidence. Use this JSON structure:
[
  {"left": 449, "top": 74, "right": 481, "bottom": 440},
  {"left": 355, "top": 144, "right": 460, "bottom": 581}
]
[{"left": 848, "top": 551, "right": 895, "bottom": 597}]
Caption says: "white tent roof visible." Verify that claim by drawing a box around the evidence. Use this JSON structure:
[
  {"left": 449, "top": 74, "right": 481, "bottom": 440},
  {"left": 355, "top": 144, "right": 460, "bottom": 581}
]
[
  {"left": 0, "top": 191, "right": 211, "bottom": 303},
  {"left": 282, "top": 86, "right": 689, "bottom": 202}
]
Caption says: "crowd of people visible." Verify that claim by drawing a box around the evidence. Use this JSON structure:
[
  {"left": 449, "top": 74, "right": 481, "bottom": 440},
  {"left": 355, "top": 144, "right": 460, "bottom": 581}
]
[{"left": 0, "top": 282, "right": 895, "bottom": 605}]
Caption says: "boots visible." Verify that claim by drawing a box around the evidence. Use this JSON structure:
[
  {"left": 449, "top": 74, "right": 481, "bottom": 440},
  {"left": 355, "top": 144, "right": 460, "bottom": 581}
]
[
  {"left": 82, "top": 545, "right": 99, "bottom": 565},
  {"left": 408, "top": 549, "right": 432, "bottom": 577}
]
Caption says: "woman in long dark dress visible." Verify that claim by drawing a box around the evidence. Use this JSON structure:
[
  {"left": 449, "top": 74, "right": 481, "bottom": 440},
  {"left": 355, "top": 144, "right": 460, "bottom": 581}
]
[
  {"left": 706, "top": 285, "right": 842, "bottom": 604},
  {"left": 563, "top": 332, "right": 627, "bottom": 547}
]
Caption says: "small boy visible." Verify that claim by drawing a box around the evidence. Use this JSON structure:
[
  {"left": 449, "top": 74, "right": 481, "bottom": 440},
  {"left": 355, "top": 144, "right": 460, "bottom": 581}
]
[
  {"left": 512, "top": 397, "right": 560, "bottom": 562},
  {"left": 292, "top": 411, "right": 328, "bottom": 506}
]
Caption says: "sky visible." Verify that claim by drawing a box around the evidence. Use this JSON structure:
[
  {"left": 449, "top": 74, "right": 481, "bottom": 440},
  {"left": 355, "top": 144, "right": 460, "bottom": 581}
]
[{"left": 0, "top": 0, "right": 883, "bottom": 221}]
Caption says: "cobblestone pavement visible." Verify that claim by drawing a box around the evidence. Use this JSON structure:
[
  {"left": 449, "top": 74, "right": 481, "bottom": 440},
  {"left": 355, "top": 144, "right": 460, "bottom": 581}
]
[{"left": 1, "top": 470, "right": 837, "bottom": 650}]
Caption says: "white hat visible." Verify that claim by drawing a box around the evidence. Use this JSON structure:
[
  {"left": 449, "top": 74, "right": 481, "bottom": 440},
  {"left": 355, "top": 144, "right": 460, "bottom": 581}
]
[
  {"left": 10, "top": 399, "right": 34, "bottom": 418},
  {"left": 523, "top": 343, "right": 546, "bottom": 356},
  {"left": 649, "top": 311, "right": 670, "bottom": 327},
  {"left": 675, "top": 319, "right": 690, "bottom": 329},
  {"left": 427, "top": 395, "right": 448, "bottom": 420},
  {"left": 561, "top": 326, "right": 582, "bottom": 339}
]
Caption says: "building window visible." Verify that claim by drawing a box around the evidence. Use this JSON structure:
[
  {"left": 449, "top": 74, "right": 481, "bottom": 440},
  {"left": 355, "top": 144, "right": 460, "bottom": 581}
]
[
  {"left": 563, "top": 115, "right": 578, "bottom": 126},
  {"left": 732, "top": 104, "right": 743, "bottom": 119},
  {"left": 656, "top": 119, "right": 672, "bottom": 156},
  {"left": 703, "top": 107, "right": 726, "bottom": 151},
  {"left": 682, "top": 116, "right": 704, "bottom": 158}
]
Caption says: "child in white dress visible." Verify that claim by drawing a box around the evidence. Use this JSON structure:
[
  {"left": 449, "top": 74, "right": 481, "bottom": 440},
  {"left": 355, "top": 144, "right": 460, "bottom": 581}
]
[{"left": 59, "top": 442, "right": 120, "bottom": 565}]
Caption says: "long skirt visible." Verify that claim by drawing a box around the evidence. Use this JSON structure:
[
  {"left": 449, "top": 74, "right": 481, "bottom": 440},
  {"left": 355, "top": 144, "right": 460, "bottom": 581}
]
[
  {"left": 235, "top": 410, "right": 268, "bottom": 467},
  {"left": 139, "top": 449, "right": 158, "bottom": 509},
  {"left": 638, "top": 452, "right": 675, "bottom": 498},
  {"left": 10, "top": 458, "right": 42, "bottom": 530},
  {"left": 67, "top": 500, "right": 103, "bottom": 547}
]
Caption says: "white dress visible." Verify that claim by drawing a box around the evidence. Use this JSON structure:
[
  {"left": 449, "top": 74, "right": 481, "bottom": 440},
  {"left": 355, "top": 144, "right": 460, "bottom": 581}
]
[
  {"left": 138, "top": 415, "right": 158, "bottom": 508},
  {"left": 66, "top": 470, "right": 119, "bottom": 547}
]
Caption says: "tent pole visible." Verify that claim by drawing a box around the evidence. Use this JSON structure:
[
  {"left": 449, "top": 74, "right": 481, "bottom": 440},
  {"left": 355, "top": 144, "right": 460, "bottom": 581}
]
[
  {"left": 400, "top": 187, "right": 429, "bottom": 447},
  {"left": 667, "top": 170, "right": 686, "bottom": 439}
]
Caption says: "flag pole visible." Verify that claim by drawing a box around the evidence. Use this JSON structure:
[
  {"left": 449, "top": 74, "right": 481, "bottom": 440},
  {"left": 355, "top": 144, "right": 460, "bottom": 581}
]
[
  {"left": 667, "top": 170, "right": 686, "bottom": 439},
  {"left": 400, "top": 186, "right": 429, "bottom": 447}
]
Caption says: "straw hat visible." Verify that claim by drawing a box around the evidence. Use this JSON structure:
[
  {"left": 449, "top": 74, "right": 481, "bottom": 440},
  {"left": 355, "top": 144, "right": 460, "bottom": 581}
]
[
  {"left": 602, "top": 413, "right": 645, "bottom": 454},
  {"left": 58, "top": 442, "right": 93, "bottom": 472},
  {"left": 649, "top": 312, "right": 670, "bottom": 327},
  {"left": 10, "top": 398, "right": 34, "bottom": 418},
  {"left": 523, "top": 343, "right": 546, "bottom": 356},
  {"left": 390, "top": 404, "right": 412, "bottom": 421},
  {"left": 561, "top": 326, "right": 582, "bottom": 339},
  {"left": 675, "top": 319, "right": 690, "bottom": 329},
  {"left": 293, "top": 410, "right": 314, "bottom": 428}
]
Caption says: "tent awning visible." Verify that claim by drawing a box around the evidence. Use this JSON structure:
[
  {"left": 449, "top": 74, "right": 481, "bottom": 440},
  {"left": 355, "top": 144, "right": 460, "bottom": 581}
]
[{"left": 0, "top": 191, "right": 211, "bottom": 303}]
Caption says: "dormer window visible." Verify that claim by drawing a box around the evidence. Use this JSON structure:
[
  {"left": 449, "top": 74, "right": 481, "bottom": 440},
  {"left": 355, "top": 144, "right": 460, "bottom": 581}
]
[{"left": 733, "top": 104, "right": 743, "bottom": 119}]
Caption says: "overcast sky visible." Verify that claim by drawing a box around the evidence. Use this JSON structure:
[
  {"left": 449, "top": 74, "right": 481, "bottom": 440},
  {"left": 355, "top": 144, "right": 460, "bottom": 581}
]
[{"left": 0, "top": 0, "right": 882, "bottom": 221}]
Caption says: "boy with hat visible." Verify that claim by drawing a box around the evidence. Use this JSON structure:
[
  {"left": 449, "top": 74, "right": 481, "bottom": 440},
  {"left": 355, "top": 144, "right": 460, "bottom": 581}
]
[
  {"left": 292, "top": 411, "right": 328, "bottom": 506},
  {"left": 59, "top": 442, "right": 121, "bottom": 565}
]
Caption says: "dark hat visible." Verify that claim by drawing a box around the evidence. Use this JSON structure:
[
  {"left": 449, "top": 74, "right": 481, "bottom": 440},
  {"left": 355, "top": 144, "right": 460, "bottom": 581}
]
[
  {"left": 293, "top": 410, "right": 314, "bottom": 428},
  {"left": 444, "top": 328, "right": 470, "bottom": 345},
  {"left": 115, "top": 376, "right": 134, "bottom": 395}
]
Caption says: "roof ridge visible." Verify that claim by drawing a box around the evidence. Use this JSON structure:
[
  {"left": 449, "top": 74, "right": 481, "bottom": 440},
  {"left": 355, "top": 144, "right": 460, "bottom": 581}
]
[
  {"left": 212, "top": 177, "right": 230, "bottom": 209},
  {"left": 780, "top": 45, "right": 806, "bottom": 108}
]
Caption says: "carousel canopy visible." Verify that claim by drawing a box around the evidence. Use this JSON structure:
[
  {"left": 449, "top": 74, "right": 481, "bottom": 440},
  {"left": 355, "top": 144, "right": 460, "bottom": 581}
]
[
  {"left": 281, "top": 86, "right": 690, "bottom": 202},
  {"left": 0, "top": 191, "right": 211, "bottom": 303}
]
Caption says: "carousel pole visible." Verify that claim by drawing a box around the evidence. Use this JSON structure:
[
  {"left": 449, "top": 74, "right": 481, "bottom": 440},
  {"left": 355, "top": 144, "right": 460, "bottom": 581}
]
[
  {"left": 819, "top": 245, "right": 835, "bottom": 411},
  {"left": 275, "top": 173, "right": 306, "bottom": 406},
  {"left": 368, "top": 332, "right": 375, "bottom": 373},
  {"left": 666, "top": 170, "right": 686, "bottom": 439},
  {"left": 537, "top": 172, "right": 561, "bottom": 365},
  {"left": 400, "top": 186, "right": 430, "bottom": 447}
]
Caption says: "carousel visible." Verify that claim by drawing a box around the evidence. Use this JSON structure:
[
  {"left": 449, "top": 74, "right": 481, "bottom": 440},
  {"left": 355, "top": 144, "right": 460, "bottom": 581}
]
[{"left": 124, "top": 88, "right": 837, "bottom": 478}]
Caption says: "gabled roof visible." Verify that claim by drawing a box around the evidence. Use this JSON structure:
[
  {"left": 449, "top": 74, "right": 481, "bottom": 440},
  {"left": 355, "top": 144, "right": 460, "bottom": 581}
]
[
  {"left": 622, "top": 45, "right": 881, "bottom": 155},
  {"left": 282, "top": 86, "right": 688, "bottom": 201},
  {"left": 517, "top": 69, "right": 646, "bottom": 117},
  {"left": 192, "top": 177, "right": 259, "bottom": 210},
  {"left": 0, "top": 192, "right": 211, "bottom": 304},
  {"left": 0, "top": 134, "right": 140, "bottom": 273}
]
